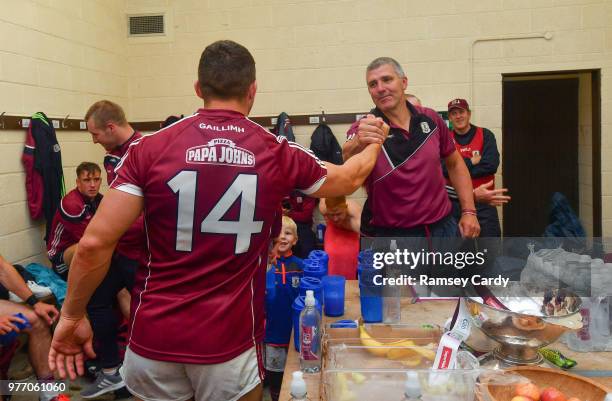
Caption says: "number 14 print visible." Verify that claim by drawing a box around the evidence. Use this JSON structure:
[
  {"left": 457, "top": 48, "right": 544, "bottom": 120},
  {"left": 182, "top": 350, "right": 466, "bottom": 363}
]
[{"left": 168, "top": 172, "right": 263, "bottom": 253}]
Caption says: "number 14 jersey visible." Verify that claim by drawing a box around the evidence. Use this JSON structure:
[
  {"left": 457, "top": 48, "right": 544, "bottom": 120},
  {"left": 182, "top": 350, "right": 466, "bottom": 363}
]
[{"left": 111, "top": 108, "right": 327, "bottom": 364}]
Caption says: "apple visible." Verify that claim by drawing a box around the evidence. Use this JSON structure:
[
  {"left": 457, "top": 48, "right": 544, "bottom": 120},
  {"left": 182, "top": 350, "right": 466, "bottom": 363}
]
[
  {"left": 541, "top": 387, "right": 567, "bottom": 401},
  {"left": 515, "top": 382, "right": 541, "bottom": 401}
]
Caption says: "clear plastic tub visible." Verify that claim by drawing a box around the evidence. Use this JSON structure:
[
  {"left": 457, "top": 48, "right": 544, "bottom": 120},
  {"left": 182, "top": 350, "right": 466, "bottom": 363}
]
[
  {"left": 321, "top": 323, "right": 496, "bottom": 400},
  {"left": 322, "top": 361, "right": 528, "bottom": 401},
  {"left": 323, "top": 369, "right": 481, "bottom": 401}
]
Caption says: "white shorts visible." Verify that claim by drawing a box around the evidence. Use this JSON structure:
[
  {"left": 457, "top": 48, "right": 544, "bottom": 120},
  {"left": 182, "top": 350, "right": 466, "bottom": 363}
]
[
  {"left": 264, "top": 344, "right": 287, "bottom": 372},
  {"left": 120, "top": 345, "right": 264, "bottom": 401}
]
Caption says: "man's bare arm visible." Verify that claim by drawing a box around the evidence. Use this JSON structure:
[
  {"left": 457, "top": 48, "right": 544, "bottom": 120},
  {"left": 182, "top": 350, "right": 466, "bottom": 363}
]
[
  {"left": 312, "top": 142, "right": 383, "bottom": 198},
  {"left": 347, "top": 200, "right": 362, "bottom": 233},
  {"left": 61, "top": 190, "right": 143, "bottom": 319},
  {"left": 0, "top": 255, "right": 35, "bottom": 302},
  {"left": 445, "top": 151, "right": 475, "bottom": 211},
  {"left": 445, "top": 151, "right": 480, "bottom": 238},
  {"left": 342, "top": 137, "right": 366, "bottom": 161},
  {"left": 342, "top": 115, "right": 386, "bottom": 161}
]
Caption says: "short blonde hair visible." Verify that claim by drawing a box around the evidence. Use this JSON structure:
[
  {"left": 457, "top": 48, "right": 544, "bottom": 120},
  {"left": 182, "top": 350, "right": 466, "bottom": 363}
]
[
  {"left": 325, "top": 196, "right": 348, "bottom": 211},
  {"left": 85, "top": 100, "right": 128, "bottom": 129},
  {"left": 281, "top": 215, "right": 298, "bottom": 238}
]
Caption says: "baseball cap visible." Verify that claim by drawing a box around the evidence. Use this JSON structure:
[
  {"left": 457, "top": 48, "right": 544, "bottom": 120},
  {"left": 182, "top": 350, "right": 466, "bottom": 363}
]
[{"left": 448, "top": 98, "right": 470, "bottom": 112}]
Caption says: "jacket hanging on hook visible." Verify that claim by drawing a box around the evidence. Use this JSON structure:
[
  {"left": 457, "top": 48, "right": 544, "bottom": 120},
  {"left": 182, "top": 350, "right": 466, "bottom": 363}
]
[
  {"left": 310, "top": 123, "right": 343, "bottom": 165},
  {"left": 273, "top": 112, "right": 296, "bottom": 142},
  {"left": 21, "top": 112, "right": 65, "bottom": 240}
]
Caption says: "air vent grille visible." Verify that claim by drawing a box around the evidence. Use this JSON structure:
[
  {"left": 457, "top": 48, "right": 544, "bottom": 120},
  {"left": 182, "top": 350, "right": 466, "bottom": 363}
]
[{"left": 128, "top": 14, "right": 164, "bottom": 36}]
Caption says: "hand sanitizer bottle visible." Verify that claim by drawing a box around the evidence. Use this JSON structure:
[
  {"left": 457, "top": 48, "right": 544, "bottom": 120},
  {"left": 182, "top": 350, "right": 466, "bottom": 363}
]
[
  {"left": 289, "top": 371, "right": 310, "bottom": 401},
  {"left": 402, "top": 371, "right": 422, "bottom": 400}
]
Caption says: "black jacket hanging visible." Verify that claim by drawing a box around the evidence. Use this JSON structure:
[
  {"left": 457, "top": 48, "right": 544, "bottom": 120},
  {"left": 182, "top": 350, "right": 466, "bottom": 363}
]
[
  {"left": 274, "top": 112, "right": 296, "bottom": 142},
  {"left": 310, "top": 123, "right": 343, "bottom": 165},
  {"left": 22, "top": 112, "right": 65, "bottom": 240}
]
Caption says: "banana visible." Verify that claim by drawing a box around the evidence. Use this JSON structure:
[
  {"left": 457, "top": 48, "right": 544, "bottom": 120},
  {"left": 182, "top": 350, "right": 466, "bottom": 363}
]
[
  {"left": 387, "top": 343, "right": 436, "bottom": 361},
  {"left": 351, "top": 372, "right": 367, "bottom": 384},
  {"left": 386, "top": 346, "right": 418, "bottom": 360},
  {"left": 359, "top": 325, "right": 436, "bottom": 361},
  {"left": 408, "top": 343, "right": 436, "bottom": 361},
  {"left": 399, "top": 356, "right": 423, "bottom": 367},
  {"left": 335, "top": 373, "right": 357, "bottom": 401},
  {"left": 358, "top": 325, "right": 402, "bottom": 356}
]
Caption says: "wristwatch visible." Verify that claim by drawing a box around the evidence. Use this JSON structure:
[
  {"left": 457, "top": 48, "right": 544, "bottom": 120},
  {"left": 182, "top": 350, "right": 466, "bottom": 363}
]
[{"left": 25, "top": 295, "right": 38, "bottom": 307}]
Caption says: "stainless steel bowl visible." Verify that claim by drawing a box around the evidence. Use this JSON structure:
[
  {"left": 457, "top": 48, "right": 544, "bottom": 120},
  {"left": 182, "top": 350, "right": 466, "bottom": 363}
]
[{"left": 464, "top": 294, "right": 582, "bottom": 365}]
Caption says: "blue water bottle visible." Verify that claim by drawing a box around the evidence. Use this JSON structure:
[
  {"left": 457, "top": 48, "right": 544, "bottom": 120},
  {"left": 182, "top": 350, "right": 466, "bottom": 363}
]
[
  {"left": 316, "top": 223, "right": 326, "bottom": 244},
  {"left": 0, "top": 313, "right": 31, "bottom": 346}
]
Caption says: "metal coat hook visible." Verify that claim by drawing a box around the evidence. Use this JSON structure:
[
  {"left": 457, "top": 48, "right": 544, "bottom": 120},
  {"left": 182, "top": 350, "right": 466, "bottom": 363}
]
[
  {"left": 61, "top": 114, "right": 70, "bottom": 129},
  {"left": 0, "top": 112, "right": 5, "bottom": 129},
  {"left": 320, "top": 108, "right": 326, "bottom": 123}
]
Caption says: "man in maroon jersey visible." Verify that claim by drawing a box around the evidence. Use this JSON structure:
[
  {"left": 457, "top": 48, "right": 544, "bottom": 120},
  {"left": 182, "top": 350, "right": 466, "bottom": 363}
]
[
  {"left": 85, "top": 99, "right": 144, "bottom": 264},
  {"left": 49, "top": 40, "right": 386, "bottom": 401},
  {"left": 79, "top": 101, "right": 145, "bottom": 398},
  {"left": 46, "top": 162, "right": 132, "bottom": 398},
  {"left": 47, "top": 162, "right": 103, "bottom": 278}
]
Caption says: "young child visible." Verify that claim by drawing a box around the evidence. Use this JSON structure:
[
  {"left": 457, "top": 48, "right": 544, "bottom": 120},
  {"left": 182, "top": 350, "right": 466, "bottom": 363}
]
[{"left": 265, "top": 216, "right": 304, "bottom": 401}]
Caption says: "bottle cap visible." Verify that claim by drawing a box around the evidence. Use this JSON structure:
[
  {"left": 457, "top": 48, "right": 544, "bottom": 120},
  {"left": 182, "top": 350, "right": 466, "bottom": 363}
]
[
  {"left": 404, "top": 371, "right": 421, "bottom": 398},
  {"left": 291, "top": 371, "right": 307, "bottom": 398},
  {"left": 305, "top": 290, "right": 315, "bottom": 307}
]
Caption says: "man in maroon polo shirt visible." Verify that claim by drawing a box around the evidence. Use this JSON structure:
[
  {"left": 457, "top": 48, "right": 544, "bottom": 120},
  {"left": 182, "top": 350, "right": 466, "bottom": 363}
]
[
  {"left": 49, "top": 40, "right": 386, "bottom": 401},
  {"left": 343, "top": 57, "right": 479, "bottom": 239}
]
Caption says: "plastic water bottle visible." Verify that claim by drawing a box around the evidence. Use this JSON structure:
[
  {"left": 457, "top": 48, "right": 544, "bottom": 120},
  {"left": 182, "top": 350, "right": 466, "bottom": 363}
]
[
  {"left": 402, "top": 371, "right": 422, "bottom": 400},
  {"left": 316, "top": 224, "right": 326, "bottom": 243},
  {"left": 299, "top": 290, "right": 322, "bottom": 373},
  {"left": 567, "top": 297, "right": 593, "bottom": 352},
  {"left": 289, "top": 371, "right": 310, "bottom": 401},
  {"left": 383, "top": 240, "right": 401, "bottom": 323},
  {"left": 0, "top": 313, "right": 31, "bottom": 346}
]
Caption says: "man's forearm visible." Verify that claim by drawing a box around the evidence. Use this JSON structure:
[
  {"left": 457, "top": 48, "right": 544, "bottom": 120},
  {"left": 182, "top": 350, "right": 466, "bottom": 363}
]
[
  {"left": 61, "top": 240, "right": 114, "bottom": 318},
  {"left": 447, "top": 157, "right": 476, "bottom": 211},
  {"left": 0, "top": 260, "right": 34, "bottom": 301},
  {"left": 342, "top": 143, "right": 381, "bottom": 190},
  {"left": 342, "top": 138, "right": 365, "bottom": 161},
  {"left": 313, "top": 143, "right": 381, "bottom": 198}
]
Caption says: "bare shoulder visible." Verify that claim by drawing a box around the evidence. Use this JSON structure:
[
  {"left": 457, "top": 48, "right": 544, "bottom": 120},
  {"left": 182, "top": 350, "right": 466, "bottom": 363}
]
[
  {"left": 346, "top": 199, "right": 362, "bottom": 216},
  {"left": 319, "top": 198, "right": 328, "bottom": 214}
]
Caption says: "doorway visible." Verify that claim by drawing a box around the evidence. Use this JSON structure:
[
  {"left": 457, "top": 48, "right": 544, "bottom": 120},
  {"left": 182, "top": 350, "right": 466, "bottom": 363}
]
[{"left": 502, "top": 71, "right": 601, "bottom": 237}]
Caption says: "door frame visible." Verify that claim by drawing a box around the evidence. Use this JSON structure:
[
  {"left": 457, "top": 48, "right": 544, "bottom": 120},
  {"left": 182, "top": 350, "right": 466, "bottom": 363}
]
[{"left": 501, "top": 69, "right": 602, "bottom": 237}]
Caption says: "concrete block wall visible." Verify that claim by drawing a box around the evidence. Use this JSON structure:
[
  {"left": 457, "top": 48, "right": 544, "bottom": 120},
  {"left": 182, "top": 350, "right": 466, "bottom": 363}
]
[
  {"left": 2, "top": 0, "right": 612, "bottom": 265},
  {"left": 126, "top": 0, "right": 612, "bottom": 237},
  {"left": 0, "top": 0, "right": 127, "bottom": 265}
]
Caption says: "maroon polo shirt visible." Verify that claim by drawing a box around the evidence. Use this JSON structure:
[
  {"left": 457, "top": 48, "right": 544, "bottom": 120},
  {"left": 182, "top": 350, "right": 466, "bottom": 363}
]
[{"left": 347, "top": 102, "right": 455, "bottom": 229}]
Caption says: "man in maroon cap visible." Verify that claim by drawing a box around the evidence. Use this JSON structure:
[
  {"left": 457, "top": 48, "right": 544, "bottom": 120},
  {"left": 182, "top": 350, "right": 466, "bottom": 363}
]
[{"left": 445, "top": 98, "right": 502, "bottom": 237}]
